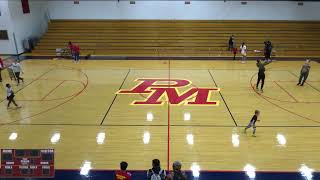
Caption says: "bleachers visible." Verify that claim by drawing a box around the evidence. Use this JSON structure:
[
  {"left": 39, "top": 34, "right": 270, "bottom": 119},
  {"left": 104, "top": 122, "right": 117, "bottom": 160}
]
[{"left": 32, "top": 20, "right": 320, "bottom": 57}]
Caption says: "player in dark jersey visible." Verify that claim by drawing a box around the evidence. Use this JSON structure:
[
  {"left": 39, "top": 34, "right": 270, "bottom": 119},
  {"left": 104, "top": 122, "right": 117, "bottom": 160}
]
[
  {"left": 244, "top": 110, "right": 260, "bottom": 137},
  {"left": 256, "top": 59, "right": 272, "bottom": 92}
]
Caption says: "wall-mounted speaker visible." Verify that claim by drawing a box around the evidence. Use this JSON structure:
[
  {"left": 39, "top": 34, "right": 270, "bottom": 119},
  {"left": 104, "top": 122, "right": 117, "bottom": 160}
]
[{"left": 241, "top": 2, "right": 247, "bottom": 5}]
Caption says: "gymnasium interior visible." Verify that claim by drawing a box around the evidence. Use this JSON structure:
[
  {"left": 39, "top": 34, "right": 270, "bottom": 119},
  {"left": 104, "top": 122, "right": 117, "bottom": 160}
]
[{"left": 0, "top": 0, "right": 319, "bottom": 179}]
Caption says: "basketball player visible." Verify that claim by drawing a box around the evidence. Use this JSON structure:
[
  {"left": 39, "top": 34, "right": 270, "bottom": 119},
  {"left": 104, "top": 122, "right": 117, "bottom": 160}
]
[
  {"left": 256, "top": 59, "right": 272, "bottom": 92},
  {"left": 297, "top": 59, "right": 311, "bottom": 86},
  {"left": 12, "top": 60, "right": 24, "bottom": 85},
  {"left": 228, "top": 35, "right": 235, "bottom": 51},
  {"left": 240, "top": 42, "right": 247, "bottom": 63},
  {"left": 6, "top": 84, "right": 21, "bottom": 109},
  {"left": 244, "top": 110, "right": 260, "bottom": 137}
]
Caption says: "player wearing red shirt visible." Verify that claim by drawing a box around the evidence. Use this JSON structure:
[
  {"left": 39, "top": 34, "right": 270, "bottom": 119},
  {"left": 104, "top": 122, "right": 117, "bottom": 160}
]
[
  {"left": 72, "top": 45, "right": 80, "bottom": 62},
  {"left": 68, "top": 42, "right": 73, "bottom": 51},
  {"left": 68, "top": 42, "right": 74, "bottom": 55},
  {"left": 232, "top": 47, "right": 238, "bottom": 60},
  {"left": 68, "top": 41, "right": 75, "bottom": 61},
  {"left": 115, "top": 161, "right": 131, "bottom": 180},
  {"left": 73, "top": 45, "right": 80, "bottom": 53}
]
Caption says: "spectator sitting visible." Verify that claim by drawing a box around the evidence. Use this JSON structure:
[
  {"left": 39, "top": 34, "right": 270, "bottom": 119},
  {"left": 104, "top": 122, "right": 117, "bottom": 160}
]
[
  {"left": 115, "top": 161, "right": 131, "bottom": 180},
  {"left": 165, "top": 161, "right": 187, "bottom": 180},
  {"left": 147, "top": 159, "right": 166, "bottom": 180}
]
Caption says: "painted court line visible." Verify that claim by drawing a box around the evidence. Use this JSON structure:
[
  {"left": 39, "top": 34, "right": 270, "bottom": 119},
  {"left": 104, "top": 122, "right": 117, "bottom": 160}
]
[
  {"left": 167, "top": 58, "right": 171, "bottom": 171},
  {"left": 273, "top": 81, "right": 299, "bottom": 102},
  {"left": 250, "top": 72, "right": 320, "bottom": 124},
  {"left": 288, "top": 71, "right": 320, "bottom": 93},
  {"left": 0, "top": 66, "right": 89, "bottom": 126},
  {"left": 157, "top": 48, "right": 171, "bottom": 171},
  {"left": 0, "top": 68, "right": 53, "bottom": 103},
  {"left": 5, "top": 123, "right": 320, "bottom": 128},
  {"left": 41, "top": 80, "right": 65, "bottom": 101},
  {"left": 308, "top": 83, "right": 320, "bottom": 93},
  {"left": 99, "top": 69, "right": 131, "bottom": 125},
  {"left": 55, "top": 168, "right": 320, "bottom": 173},
  {"left": 12, "top": 80, "right": 85, "bottom": 102},
  {"left": 208, "top": 70, "right": 238, "bottom": 126}
]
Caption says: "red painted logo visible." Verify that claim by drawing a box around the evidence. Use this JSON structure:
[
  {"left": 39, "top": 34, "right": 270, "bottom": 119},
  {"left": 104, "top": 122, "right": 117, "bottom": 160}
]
[{"left": 117, "top": 79, "right": 220, "bottom": 106}]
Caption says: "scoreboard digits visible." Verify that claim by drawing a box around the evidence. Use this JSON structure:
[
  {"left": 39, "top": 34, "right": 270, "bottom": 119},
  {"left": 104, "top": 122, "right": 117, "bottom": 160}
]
[{"left": 1, "top": 149, "right": 55, "bottom": 178}]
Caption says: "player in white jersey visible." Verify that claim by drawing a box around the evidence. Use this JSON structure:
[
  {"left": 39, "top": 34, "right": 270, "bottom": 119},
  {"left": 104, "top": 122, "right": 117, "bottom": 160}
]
[
  {"left": 12, "top": 61, "right": 24, "bottom": 85},
  {"left": 6, "top": 83, "right": 21, "bottom": 109}
]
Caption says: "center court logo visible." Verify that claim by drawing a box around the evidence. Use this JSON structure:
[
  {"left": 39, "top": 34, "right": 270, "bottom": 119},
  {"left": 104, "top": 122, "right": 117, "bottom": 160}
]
[{"left": 117, "top": 78, "right": 220, "bottom": 106}]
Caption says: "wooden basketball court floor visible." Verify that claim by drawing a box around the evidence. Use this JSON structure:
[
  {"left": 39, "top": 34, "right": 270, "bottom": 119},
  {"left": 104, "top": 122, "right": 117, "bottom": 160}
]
[{"left": 0, "top": 59, "right": 319, "bottom": 177}]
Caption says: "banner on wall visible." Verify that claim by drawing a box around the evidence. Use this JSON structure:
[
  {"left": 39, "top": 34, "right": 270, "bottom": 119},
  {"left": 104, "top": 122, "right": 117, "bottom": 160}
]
[{"left": 21, "top": 0, "right": 30, "bottom": 14}]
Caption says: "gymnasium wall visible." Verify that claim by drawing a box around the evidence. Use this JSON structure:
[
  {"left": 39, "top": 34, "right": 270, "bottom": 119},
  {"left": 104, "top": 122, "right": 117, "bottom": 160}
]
[
  {"left": 8, "top": 0, "right": 49, "bottom": 54},
  {"left": 47, "top": 1, "right": 320, "bottom": 20},
  {"left": 0, "top": 0, "right": 16, "bottom": 54},
  {"left": 0, "top": 0, "right": 49, "bottom": 54}
]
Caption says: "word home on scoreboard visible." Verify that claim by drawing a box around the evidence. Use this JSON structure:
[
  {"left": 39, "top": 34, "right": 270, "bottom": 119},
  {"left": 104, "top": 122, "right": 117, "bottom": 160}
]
[{"left": 1, "top": 149, "right": 55, "bottom": 178}]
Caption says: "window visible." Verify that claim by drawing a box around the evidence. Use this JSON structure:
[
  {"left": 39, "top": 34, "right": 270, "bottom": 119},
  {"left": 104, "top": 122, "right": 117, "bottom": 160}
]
[{"left": 0, "top": 30, "right": 9, "bottom": 40}]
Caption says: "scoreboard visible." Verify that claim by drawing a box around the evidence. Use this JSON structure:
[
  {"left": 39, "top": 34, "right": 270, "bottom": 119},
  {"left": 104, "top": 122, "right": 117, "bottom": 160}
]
[{"left": 1, "top": 149, "right": 55, "bottom": 178}]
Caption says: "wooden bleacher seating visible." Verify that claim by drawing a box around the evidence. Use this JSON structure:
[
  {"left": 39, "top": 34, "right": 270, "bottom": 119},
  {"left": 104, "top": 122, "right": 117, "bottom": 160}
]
[{"left": 32, "top": 20, "right": 320, "bottom": 58}]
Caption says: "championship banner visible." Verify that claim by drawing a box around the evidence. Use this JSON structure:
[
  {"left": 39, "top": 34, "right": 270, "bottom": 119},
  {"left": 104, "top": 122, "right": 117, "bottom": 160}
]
[{"left": 21, "top": 0, "right": 30, "bottom": 14}]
